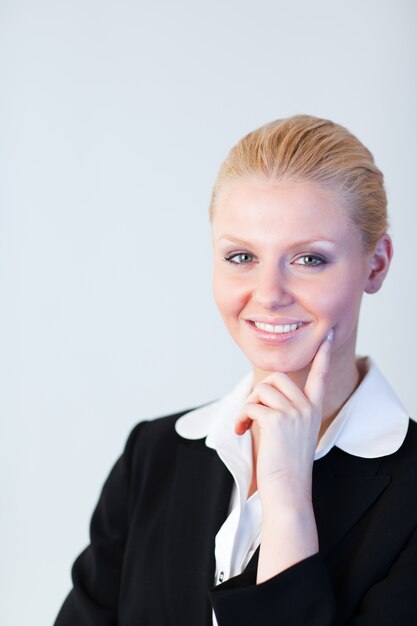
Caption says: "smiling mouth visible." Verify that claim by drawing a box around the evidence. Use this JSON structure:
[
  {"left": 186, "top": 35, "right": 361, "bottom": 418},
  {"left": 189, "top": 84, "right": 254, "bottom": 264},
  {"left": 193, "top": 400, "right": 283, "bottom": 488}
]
[{"left": 251, "top": 321, "right": 304, "bottom": 334}]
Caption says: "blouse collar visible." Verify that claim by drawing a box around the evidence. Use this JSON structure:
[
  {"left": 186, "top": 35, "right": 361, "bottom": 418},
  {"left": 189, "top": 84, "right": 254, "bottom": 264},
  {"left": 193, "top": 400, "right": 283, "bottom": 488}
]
[{"left": 175, "top": 357, "right": 409, "bottom": 460}]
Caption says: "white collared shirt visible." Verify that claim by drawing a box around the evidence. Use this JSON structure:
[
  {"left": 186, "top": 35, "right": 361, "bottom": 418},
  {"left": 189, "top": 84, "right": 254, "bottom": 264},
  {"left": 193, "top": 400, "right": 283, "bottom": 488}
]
[{"left": 175, "top": 358, "right": 409, "bottom": 624}]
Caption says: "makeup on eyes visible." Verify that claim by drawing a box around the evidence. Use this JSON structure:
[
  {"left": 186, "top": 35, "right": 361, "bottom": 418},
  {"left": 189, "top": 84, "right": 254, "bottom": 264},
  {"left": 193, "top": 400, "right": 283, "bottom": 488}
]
[
  {"left": 218, "top": 238, "right": 336, "bottom": 260},
  {"left": 222, "top": 250, "right": 331, "bottom": 268}
]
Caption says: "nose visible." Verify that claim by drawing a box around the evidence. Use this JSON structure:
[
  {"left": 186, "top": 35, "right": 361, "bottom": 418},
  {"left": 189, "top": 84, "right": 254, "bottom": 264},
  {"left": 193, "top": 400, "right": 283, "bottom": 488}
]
[{"left": 253, "top": 263, "right": 294, "bottom": 309}]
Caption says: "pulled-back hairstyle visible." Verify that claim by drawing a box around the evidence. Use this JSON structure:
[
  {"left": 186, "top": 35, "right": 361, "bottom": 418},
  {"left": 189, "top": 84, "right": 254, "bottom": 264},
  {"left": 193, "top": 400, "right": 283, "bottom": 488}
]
[{"left": 209, "top": 115, "right": 388, "bottom": 250}]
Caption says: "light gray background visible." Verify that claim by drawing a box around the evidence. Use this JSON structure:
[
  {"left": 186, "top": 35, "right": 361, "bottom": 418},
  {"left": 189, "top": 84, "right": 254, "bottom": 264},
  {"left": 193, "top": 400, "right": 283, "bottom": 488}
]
[{"left": 1, "top": 1, "right": 416, "bottom": 624}]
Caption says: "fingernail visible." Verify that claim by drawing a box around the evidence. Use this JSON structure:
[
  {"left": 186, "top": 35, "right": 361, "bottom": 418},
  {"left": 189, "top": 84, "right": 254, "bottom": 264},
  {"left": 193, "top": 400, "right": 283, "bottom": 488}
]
[{"left": 327, "top": 329, "right": 334, "bottom": 342}]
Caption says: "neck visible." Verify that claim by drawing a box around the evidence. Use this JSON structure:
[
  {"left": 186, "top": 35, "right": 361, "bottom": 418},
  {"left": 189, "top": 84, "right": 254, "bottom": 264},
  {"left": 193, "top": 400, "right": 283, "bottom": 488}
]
[{"left": 318, "top": 347, "right": 361, "bottom": 439}]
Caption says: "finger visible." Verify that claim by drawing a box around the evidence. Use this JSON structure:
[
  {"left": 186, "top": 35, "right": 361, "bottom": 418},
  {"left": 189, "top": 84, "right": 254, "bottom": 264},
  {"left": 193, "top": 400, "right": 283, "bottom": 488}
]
[
  {"left": 234, "top": 416, "right": 253, "bottom": 435},
  {"left": 304, "top": 328, "right": 333, "bottom": 408},
  {"left": 260, "top": 373, "right": 311, "bottom": 407},
  {"left": 248, "top": 381, "right": 309, "bottom": 415},
  {"left": 234, "top": 402, "right": 272, "bottom": 435}
]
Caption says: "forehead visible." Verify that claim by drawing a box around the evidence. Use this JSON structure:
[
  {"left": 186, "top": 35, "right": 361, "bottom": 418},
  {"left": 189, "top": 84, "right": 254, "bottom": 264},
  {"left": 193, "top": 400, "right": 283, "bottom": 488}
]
[{"left": 212, "top": 178, "right": 357, "bottom": 245}]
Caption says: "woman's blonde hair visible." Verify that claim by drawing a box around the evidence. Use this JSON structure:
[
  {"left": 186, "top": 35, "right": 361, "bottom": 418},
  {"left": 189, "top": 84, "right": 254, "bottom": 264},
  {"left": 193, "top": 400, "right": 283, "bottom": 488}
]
[{"left": 209, "top": 115, "right": 388, "bottom": 250}]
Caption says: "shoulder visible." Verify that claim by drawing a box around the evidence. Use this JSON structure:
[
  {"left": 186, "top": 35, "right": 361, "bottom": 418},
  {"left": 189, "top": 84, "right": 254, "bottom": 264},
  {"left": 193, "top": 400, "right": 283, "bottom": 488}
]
[
  {"left": 393, "top": 417, "right": 417, "bottom": 458},
  {"left": 121, "top": 407, "right": 205, "bottom": 472},
  {"left": 126, "top": 407, "right": 195, "bottom": 444},
  {"left": 380, "top": 418, "right": 417, "bottom": 478},
  {"left": 406, "top": 419, "right": 417, "bottom": 445},
  {"left": 402, "top": 417, "right": 417, "bottom": 446}
]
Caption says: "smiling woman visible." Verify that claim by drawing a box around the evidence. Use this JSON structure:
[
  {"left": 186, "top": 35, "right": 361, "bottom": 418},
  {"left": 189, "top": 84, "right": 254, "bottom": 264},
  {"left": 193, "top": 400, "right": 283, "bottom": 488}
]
[
  {"left": 54, "top": 116, "right": 417, "bottom": 626},
  {"left": 211, "top": 180, "right": 389, "bottom": 383}
]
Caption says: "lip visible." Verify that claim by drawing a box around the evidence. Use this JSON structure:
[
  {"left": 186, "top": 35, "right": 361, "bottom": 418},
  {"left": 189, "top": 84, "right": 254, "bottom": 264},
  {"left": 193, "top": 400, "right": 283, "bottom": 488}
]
[
  {"left": 245, "top": 319, "right": 308, "bottom": 344},
  {"left": 247, "top": 316, "right": 307, "bottom": 325}
]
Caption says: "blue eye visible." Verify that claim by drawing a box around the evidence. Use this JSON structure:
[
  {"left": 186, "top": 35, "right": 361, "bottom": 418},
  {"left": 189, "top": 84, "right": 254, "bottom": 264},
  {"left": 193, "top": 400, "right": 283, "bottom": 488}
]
[
  {"left": 293, "top": 254, "right": 327, "bottom": 267},
  {"left": 224, "top": 252, "right": 254, "bottom": 265}
]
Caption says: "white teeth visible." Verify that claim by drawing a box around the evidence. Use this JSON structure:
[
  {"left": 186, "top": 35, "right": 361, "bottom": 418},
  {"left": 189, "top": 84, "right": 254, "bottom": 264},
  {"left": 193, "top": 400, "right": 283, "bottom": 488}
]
[{"left": 253, "top": 322, "right": 301, "bottom": 333}]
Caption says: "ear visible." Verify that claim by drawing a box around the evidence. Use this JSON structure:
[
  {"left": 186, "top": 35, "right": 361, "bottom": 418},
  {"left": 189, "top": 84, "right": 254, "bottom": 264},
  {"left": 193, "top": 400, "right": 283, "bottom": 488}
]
[{"left": 364, "top": 233, "right": 393, "bottom": 294}]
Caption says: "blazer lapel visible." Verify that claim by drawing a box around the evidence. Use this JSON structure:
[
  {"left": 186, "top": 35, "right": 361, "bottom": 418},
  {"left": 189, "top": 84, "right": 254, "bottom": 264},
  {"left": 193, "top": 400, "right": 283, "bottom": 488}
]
[
  {"left": 164, "top": 438, "right": 233, "bottom": 626},
  {"left": 312, "top": 448, "right": 391, "bottom": 557},
  {"left": 243, "top": 447, "right": 391, "bottom": 576},
  {"left": 163, "top": 441, "right": 391, "bottom": 623}
]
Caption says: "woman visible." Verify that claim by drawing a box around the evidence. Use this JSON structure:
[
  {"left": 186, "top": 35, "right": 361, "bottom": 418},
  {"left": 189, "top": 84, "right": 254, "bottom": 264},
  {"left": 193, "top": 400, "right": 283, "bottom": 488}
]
[{"left": 54, "top": 115, "right": 417, "bottom": 625}]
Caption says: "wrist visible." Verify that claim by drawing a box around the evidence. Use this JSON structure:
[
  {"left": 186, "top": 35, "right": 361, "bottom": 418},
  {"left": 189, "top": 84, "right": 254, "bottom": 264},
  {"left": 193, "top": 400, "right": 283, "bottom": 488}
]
[
  {"left": 257, "top": 505, "right": 319, "bottom": 584},
  {"left": 262, "top": 502, "right": 317, "bottom": 535},
  {"left": 260, "top": 489, "right": 314, "bottom": 517}
]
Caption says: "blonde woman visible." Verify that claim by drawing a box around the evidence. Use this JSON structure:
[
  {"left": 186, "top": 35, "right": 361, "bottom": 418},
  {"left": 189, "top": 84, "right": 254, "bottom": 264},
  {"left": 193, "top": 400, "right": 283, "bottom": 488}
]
[{"left": 55, "top": 116, "right": 417, "bottom": 625}]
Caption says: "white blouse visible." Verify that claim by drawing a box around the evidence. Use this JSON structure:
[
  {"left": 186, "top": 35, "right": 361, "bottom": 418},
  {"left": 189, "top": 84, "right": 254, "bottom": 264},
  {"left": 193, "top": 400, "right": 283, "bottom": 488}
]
[{"left": 175, "top": 358, "right": 409, "bottom": 625}]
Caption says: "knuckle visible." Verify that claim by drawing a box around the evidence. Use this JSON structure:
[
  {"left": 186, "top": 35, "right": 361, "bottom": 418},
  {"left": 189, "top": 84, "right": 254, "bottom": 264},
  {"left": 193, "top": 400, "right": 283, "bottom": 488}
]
[
  {"left": 302, "top": 398, "right": 314, "bottom": 413},
  {"left": 300, "top": 407, "right": 311, "bottom": 420},
  {"left": 319, "top": 370, "right": 328, "bottom": 383},
  {"left": 258, "top": 382, "right": 270, "bottom": 393},
  {"left": 288, "top": 406, "right": 300, "bottom": 420},
  {"left": 264, "top": 373, "right": 281, "bottom": 388}
]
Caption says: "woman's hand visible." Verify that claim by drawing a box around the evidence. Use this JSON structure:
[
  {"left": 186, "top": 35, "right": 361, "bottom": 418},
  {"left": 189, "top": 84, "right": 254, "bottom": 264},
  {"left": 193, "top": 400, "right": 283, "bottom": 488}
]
[{"left": 234, "top": 330, "right": 333, "bottom": 582}]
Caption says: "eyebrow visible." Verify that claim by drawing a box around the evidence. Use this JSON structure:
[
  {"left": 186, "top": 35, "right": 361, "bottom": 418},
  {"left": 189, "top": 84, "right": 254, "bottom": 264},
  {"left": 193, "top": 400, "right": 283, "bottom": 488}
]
[{"left": 216, "top": 236, "right": 337, "bottom": 248}]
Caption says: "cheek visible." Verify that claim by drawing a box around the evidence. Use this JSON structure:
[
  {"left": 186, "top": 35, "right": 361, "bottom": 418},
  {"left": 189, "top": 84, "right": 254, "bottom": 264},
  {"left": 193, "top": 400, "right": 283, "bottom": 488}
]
[
  {"left": 212, "top": 269, "right": 247, "bottom": 320},
  {"left": 310, "top": 279, "right": 364, "bottom": 331},
  {"left": 212, "top": 270, "right": 230, "bottom": 318}
]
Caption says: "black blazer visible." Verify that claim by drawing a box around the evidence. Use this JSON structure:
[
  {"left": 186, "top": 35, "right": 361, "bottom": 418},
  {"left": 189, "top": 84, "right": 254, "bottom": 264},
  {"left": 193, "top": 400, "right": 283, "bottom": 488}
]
[{"left": 54, "top": 411, "right": 417, "bottom": 625}]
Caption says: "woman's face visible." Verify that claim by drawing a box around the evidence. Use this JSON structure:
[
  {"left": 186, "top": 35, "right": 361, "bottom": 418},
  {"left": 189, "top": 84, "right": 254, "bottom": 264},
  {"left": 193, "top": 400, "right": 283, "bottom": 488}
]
[{"left": 212, "top": 177, "right": 377, "bottom": 382}]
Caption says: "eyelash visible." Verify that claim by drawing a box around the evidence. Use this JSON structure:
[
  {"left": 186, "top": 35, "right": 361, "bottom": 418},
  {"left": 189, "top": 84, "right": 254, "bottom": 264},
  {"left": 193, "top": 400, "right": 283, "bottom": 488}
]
[
  {"left": 224, "top": 252, "right": 254, "bottom": 265},
  {"left": 294, "top": 254, "right": 327, "bottom": 267},
  {"left": 224, "top": 253, "right": 328, "bottom": 268}
]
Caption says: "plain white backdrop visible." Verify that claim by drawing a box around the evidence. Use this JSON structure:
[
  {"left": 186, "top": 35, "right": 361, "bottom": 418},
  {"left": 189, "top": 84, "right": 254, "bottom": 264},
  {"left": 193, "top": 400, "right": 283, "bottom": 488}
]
[{"left": 0, "top": 1, "right": 416, "bottom": 624}]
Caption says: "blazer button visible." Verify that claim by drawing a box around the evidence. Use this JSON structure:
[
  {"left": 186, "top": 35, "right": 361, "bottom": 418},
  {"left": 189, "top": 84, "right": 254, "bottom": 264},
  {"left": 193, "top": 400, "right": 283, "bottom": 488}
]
[{"left": 219, "top": 571, "right": 224, "bottom": 583}]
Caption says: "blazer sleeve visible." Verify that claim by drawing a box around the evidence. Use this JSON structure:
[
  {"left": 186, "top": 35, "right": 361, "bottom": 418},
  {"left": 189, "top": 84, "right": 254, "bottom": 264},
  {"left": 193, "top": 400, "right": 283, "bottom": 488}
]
[
  {"left": 210, "top": 526, "right": 417, "bottom": 626},
  {"left": 53, "top": 422, "right": 145, "bottom": 626}
]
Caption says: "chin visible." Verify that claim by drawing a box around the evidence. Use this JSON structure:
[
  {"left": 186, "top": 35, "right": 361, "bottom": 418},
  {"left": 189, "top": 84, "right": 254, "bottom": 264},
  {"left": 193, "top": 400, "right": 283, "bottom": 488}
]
[{"left": 246, "top": 348, "right": 316, "bottom": 376}]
